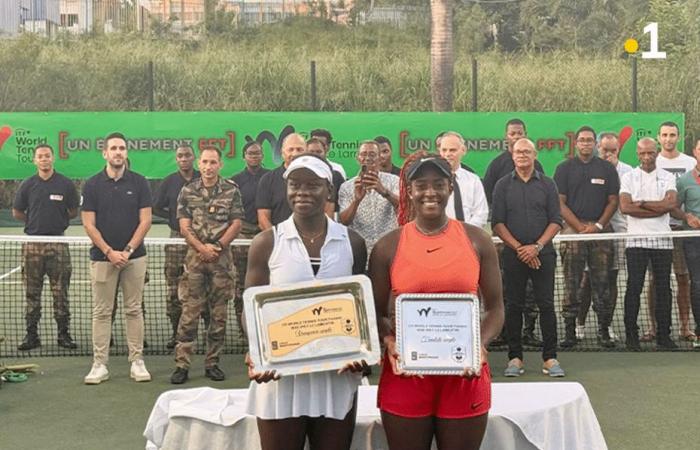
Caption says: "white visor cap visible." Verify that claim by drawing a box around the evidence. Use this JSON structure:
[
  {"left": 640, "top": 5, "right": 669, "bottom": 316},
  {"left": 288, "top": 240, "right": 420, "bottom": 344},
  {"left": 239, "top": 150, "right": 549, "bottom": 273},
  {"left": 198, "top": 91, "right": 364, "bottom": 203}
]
[{"left": 282, "top": 155, "right": 334, "bottom": 183}]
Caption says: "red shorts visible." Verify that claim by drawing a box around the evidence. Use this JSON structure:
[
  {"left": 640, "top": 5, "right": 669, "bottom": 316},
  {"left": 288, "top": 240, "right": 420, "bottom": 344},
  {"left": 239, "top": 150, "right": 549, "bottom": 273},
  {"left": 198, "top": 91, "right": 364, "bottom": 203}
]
[{"left": 377, "top": 356, "right": 491, "bottom": 419}]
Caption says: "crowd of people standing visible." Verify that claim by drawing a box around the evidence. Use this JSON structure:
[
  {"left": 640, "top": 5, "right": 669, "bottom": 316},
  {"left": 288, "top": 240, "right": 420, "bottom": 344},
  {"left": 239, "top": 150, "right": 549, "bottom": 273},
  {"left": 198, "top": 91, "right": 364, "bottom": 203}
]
[{"left": 11, "top": 119, "right": 700, "bottom": 450}]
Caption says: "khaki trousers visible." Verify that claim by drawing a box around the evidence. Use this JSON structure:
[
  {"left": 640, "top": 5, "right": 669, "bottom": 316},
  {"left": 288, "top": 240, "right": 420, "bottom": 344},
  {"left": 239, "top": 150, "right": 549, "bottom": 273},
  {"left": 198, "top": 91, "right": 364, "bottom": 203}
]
[{"left": 90, "top": 256, "right": 147, "bottom": 364}]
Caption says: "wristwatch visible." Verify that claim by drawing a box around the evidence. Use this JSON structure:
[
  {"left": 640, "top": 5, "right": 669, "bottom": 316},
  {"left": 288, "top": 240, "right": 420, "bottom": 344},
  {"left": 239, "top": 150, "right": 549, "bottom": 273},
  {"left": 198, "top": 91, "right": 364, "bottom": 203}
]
[
  {"left": 124, "top": 245, "right": 134, "bottom": 255},
  {"left": 535, "top": 242, "right": 544, "bottom": 253},
  {"left": 213, "top": 241, "right": 224, "bottom": 251},
  {"left": 594, "top": 222, "right": 604, "bottom": 231}
]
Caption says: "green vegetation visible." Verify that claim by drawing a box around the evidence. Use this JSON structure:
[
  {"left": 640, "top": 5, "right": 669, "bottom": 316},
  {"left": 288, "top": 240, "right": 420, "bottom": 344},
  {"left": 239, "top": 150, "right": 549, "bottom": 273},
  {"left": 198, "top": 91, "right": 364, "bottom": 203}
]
[{"left": 0, "top": 16, "right": 698, "bottom": 139}]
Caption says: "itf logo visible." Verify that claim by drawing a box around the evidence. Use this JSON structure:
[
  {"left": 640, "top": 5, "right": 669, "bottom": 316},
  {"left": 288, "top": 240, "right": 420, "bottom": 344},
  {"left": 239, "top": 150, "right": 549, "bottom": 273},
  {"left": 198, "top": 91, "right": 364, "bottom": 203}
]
[
  {"left": 624, "top": 23, "right": 666, "bottom": 59},
  {"left": 0, "top": 125, "right": 12, "bottom": 150}
]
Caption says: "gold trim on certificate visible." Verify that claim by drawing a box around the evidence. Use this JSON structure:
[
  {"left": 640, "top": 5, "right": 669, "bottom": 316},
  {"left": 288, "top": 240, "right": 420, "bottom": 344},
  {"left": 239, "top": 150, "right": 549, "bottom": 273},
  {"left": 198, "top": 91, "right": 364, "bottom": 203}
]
[
  {"left": 244, "top": 275, "right": 380, "bottom": 376},
  {"left": 395, "top": 293, "right": 481, "bottom": 375}
]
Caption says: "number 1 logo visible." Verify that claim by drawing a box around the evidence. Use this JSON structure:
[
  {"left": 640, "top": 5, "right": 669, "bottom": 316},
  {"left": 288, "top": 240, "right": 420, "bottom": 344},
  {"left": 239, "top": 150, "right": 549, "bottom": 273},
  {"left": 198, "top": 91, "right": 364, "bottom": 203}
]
[{"left": 623, "top": 23, "right": 666, "bottom": 60}]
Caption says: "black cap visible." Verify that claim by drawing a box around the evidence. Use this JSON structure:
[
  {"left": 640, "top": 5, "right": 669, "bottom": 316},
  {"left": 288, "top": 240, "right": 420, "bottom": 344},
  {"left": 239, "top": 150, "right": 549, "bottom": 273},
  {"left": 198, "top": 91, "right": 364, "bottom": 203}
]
[{"left": 406, "top": 157, "right": 453, "bottom": 180}]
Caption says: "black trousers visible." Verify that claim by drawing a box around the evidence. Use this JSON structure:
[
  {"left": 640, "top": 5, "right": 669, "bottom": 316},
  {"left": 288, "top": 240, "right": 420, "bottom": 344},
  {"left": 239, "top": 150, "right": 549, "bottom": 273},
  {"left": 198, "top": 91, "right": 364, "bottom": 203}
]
[
  {"left": 502, "top": 249, "right": 558, "bottom": 361},
  {"left": 683, "top": 238, "right": 700, "bottom": 335},
  {"left": 623, "top": 247, "right": 673, "bottom": 338}
]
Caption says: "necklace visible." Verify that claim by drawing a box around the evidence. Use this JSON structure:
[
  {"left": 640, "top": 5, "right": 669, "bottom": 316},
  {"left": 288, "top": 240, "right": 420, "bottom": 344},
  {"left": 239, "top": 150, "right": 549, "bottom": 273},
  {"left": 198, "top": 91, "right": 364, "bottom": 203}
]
[
  {"left": 297, "top": 224, "right": 327, "bottom": 244},
  {"left": 415, "top": 219, "right": 450, "bottom": 236}
]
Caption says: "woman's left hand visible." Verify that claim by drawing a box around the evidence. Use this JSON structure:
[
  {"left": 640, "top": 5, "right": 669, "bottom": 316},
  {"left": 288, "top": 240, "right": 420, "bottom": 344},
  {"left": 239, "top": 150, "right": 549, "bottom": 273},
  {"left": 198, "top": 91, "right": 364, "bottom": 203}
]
[{"left": 461, "top": 346, "right": 488, "bottom": 378}]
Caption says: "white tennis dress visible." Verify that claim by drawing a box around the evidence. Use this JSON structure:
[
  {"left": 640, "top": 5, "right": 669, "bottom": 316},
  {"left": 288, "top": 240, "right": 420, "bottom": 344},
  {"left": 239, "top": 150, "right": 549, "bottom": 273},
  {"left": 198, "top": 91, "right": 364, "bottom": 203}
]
[{"left": 246, "top": 216, "right": 362, "bottom": 420}]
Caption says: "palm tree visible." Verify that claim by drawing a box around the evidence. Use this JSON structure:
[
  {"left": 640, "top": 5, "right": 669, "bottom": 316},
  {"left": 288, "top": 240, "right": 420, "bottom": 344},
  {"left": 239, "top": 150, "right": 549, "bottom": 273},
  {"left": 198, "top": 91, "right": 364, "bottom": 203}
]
[{"left": 431, "top": 0, "right": 454, "bottom": 111}]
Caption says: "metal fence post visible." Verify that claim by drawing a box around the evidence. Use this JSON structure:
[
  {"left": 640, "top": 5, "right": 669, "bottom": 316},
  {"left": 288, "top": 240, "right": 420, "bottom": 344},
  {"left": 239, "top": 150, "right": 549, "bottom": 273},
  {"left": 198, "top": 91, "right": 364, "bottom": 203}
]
[
  {"left": 471, "top": 58, "right": 478, "bottom": 112},
  {"left": 631, "top": 57, "right": 638, "bottom": 112},
  {"left": 147, "top": 60, "right": 155, "bottom": 112},
  {"left": 310, "top": 61, "right": 317, "bottom": 111}
]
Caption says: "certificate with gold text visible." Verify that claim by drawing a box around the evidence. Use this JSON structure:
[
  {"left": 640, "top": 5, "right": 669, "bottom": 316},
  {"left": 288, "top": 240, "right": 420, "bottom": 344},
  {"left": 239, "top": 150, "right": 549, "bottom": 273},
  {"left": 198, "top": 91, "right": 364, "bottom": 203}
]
[
  {"left": 395, "top": 293, "right": 481, "bottom": 375},
  {"left": 244, "top": 275, "right": 380, "bottom": 376}
]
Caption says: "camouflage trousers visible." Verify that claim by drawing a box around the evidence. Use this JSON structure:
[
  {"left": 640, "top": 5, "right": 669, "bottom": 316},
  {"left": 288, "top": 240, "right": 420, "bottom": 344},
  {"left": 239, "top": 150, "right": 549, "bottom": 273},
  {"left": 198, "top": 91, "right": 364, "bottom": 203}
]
[
  {"left": 560, "top": 236, "right": 614, "bottom": 328},
  {"left": 232, "top": 225, "right": 259, "bottom": 337},
  {"left": 175, "top": 248, "right": 236, "bottom": 369},
  {"left": 22, "top": 242, "right": 72, "bottom": 328},
  {"left": 164, "top": 232, "right": 210, "bottom": 330}
]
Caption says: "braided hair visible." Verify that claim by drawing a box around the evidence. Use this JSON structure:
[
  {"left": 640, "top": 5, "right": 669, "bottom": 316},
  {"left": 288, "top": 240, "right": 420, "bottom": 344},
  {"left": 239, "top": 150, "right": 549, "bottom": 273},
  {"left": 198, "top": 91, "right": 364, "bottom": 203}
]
[{"left": 397, "top": 150, "right": 429, "bottom": 226}]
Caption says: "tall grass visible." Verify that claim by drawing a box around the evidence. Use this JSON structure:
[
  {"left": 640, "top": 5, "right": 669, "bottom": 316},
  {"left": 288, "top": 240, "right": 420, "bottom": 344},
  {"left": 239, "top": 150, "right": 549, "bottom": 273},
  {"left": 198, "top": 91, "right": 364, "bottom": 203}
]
[{"left": 0, "top": 18, "right": 698, "bottom": 137}]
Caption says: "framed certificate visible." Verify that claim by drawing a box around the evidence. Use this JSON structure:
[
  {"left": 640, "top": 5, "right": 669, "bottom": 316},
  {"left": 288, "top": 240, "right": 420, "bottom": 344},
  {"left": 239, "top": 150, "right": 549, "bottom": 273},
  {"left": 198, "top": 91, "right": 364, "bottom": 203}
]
[
  {"left": 395, "top": 293, "right": 481, "bottom": 375},
  {"left": 244, "top": 275, "right": 380, "bottom": 376}
]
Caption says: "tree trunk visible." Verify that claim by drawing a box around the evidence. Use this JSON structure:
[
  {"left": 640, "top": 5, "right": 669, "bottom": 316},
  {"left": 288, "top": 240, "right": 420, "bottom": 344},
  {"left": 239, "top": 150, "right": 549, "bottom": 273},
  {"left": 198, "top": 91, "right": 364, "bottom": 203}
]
[{"left": 430, "top": 0, "right": 454, "bottom": 112}]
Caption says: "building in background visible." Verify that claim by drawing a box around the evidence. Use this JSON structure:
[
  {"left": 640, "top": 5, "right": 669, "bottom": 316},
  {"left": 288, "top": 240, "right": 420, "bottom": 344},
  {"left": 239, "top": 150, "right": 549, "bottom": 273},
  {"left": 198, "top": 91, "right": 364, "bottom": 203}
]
[
  {"left": 0, "top": 0, "right": 61, "bottom": 37},
  {"left": 59, "top": 0, "right": 150, "bottom": 33}
]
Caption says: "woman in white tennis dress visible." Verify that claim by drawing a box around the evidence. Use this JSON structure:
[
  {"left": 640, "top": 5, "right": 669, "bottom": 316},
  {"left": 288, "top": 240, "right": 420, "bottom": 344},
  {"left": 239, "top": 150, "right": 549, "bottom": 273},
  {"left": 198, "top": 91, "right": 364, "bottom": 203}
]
[{"left": 244, "top": 154, "right": 368, "bottom": 450}]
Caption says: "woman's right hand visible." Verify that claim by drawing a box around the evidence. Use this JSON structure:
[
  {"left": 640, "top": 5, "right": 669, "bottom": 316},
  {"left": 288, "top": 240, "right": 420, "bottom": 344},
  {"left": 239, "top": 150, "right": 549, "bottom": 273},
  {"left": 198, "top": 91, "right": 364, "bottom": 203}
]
[
  {"left": 245, "top": 352, "right": 280, "bottom": 383},
  {"left": 383, "top": 335, "right": 404, "bottom": 376}
]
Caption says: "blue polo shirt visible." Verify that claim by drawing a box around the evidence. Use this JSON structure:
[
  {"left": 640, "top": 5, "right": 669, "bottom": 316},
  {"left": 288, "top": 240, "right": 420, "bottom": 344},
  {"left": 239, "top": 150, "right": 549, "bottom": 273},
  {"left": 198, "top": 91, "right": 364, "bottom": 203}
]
[{"left": 81, "top": 168, "right": 152, "bottom": 261}]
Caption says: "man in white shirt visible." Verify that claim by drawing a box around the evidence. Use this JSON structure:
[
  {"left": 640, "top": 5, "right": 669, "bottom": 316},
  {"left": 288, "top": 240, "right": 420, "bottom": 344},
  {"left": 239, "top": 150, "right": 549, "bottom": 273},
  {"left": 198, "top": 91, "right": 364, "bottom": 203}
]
[
  {"left": 645, "top": 121, "right": 696, "bottom": 342},
  {"left": 339, "top": 141, "right": 399, "bottom": 254},
  {"left": 619, "top": 138, "right": 678, "bottom": 350},
  {"left": 437, "top": 131, "right": 488, "bottom": 228},
  {"left": 577, "top": 132, "right": 633, "bottom": 343}
]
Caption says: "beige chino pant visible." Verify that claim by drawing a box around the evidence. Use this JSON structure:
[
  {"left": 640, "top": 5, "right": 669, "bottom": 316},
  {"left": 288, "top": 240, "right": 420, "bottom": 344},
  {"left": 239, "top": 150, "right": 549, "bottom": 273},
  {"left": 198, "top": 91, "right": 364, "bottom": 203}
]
[{"left": 90, "top": 256, "right": 147, "bottom": 365}]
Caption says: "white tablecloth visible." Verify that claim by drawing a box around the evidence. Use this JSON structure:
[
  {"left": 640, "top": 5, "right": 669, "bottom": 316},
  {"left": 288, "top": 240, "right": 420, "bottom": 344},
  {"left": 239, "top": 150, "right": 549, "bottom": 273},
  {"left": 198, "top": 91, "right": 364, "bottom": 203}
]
[{"left": 144, "top": 382, "right": 607, "bottom": 450}]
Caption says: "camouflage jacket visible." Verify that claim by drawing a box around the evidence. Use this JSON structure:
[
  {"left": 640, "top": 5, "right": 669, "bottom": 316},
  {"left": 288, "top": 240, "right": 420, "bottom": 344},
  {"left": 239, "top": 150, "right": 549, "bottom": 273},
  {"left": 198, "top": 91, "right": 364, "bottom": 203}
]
[{"left": 176, "top": 177, "right": 244, "bottom": 244}]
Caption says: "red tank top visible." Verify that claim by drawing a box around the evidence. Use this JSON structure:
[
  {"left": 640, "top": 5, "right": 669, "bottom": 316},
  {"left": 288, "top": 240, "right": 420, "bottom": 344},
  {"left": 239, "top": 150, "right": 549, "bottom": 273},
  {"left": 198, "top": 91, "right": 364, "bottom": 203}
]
[{"left": 390, "top": 219, "right": 480, "bottom": 296}]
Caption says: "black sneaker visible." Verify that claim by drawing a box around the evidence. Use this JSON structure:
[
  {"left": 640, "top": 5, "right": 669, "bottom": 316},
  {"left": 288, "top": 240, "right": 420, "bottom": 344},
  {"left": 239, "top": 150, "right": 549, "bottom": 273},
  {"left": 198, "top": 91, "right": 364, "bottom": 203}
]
[
  {"left": 597, "top": 329, "right": 615, "bottom": 349},
  {"left": 205, "top": 365, "right": 226, "bottom": 381},
  {"left": 170, "top": 367, "right": 189, "bottom": 384},
  {"left": 522, "top": 332, "right": 543, "bottom": 347},
  {"left": 626, "top": 334, "right": 641, "bottom": 351},
  {"left": 166, "top": 337, "right": 177, "bottom": 350},
  {"left": 57, "top": 334, "right": 78, "bottom": 349},
  {"left": 17, "top": 334, "right": 41, "bottom": 351},
  {"left": 656, "top": 336, "right": 678, "bottom": 350}
]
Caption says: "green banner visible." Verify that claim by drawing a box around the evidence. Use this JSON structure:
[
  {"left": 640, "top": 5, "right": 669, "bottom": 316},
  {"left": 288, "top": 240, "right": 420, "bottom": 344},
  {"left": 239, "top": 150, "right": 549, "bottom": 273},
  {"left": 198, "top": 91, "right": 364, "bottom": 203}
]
[{"left": 0, "top": 112, "right": 684, "bottom": 180}]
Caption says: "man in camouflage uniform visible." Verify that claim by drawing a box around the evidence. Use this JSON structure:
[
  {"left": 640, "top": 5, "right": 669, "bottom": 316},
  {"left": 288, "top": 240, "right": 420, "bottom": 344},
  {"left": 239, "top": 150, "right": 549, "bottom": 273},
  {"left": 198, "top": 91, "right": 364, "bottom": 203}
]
[
  {"left": 12, "top": 144, "right": 79, "bottom": 350},
  {"left": 554, "top": 126, "right": 620, "bottom": 348},
  {"left": 171, "top": 146, "right": 243, "bottom": 384},
  {"left": 153, "top": 145, "right": 203, "bottom": 349}
]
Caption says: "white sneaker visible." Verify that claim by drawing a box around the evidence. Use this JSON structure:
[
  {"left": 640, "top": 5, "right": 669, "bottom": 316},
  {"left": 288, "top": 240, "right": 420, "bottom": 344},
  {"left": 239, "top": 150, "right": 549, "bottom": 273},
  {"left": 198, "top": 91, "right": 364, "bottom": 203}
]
[
  {"left": 575, "top": 325, "right": 585, "bottom": 340},
  {"left": 608, "top": 327, "right": 619, "bottom": 342},
  {"left": 130, "top": 359, "right": 151, "bottom": 382},
  {"left": 84, "top": 363, "right": 109, "bottom": 385}
]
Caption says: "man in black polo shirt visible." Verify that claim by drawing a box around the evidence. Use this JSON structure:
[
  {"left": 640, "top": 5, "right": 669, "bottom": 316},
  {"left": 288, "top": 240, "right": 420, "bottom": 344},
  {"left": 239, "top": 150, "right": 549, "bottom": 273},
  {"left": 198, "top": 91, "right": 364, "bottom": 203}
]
[
  {"left": 483, "top": 118, "right": 545, "bottom": 347},
  {"left": 154, "top": 145, "right": 201, "bottom": 349},
  {"left": 493, "top": 138, "right": 564, "bottom": 377},
  {"left": 230, "top": 140, "right": 268, "bottom": 334},
  {"left": 256, "top": 133, "right": 306, "bottom": 230},
  {"left": 81, "top": 132, "right": 152, "bottom": 384},
  {"left": 554, "top": 126, "right": 620, "bottom": 348},
  {"left": 374, "top": 136, "right": 401, "bottom": 175},
  {"left": 12, "top": 144, "right": 79, "bottom": 351},
  {"left": 310, "top": 128, "right": 346, "bottom": 179}
]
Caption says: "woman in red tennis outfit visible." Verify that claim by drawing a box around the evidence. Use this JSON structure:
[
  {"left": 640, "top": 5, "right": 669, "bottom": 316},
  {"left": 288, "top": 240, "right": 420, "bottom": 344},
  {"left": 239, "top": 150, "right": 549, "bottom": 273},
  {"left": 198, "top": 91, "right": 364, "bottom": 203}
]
[{"left": 369, "top": 155, "right": 504, "bottom": 450}]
